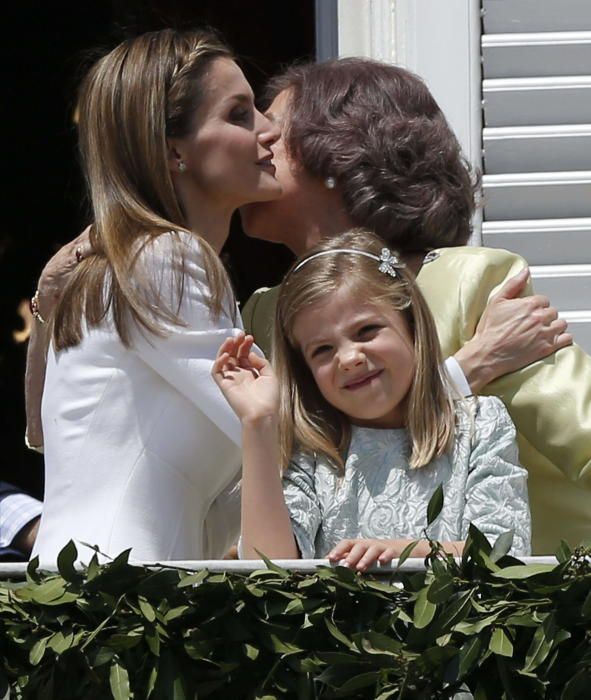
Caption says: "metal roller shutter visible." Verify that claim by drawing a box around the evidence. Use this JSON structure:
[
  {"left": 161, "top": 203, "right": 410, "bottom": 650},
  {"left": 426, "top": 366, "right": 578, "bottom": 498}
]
[{"left": 481, "top": 0, "right": 591, "bottom": 352}]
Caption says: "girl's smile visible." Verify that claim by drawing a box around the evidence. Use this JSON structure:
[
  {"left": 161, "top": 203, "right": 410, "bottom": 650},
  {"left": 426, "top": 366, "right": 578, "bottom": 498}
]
[
  {"left": 292, "top": 285, "right": 416, "bottom": 429},
  {"left": 342, "top": 368, "right": 384, "bottom": 390}
]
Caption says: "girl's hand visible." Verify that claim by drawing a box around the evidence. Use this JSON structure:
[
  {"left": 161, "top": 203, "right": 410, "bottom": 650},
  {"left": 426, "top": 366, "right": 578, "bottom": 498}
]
[
  {"left": 328, "top": 538, "right": 463, "bottom": 571},
  {"left": 212, "top": 332, "right": 279, "bottom": 423},
  {"left": 327, "top": 538, "right": 414, "bottom": 571}
]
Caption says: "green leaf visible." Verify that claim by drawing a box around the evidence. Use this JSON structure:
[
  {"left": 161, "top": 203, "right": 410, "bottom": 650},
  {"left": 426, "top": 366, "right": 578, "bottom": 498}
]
[
  {"left": 454, "top": 612, "right": 501, "bottom": 635},
  {"left": 361, "top": 631, "right": 402, "bottom": 655},
  {"left": 414, "top": 585, "right": 436, "bottom": 629},
  {"left": 26, "top": 555, "right": 40, "bottom": 583},
  {"left": 490, "top": 531, "right": 514, "bottom": 563},
  {"left": 555, "top": 539, "right": 572, "bottom": 563},
  {"left": 86, "top": 553, "right": 101, "bottom": 581},
  {"left": 29, "top": 636, "right": 49, "bottom": 665},
  {"left": 427, "top": 574, "right": 455, "bottom": 603},
  {"left": 109, "top": 660, "right": 131, "bottom": 700},
  {"left": 325, "top": 618, "right": 355, "bottom": 648},
  {"left": 146, "top": 665, "right": 158, "bottom": 698},
  {"left": 493, "top": 564, "right": 556, "bottom": 580},
  {"left": 523, "top": 617, "right": 553, "bottom": 673},
  {"left": 244, "top": 643, "right": 260, "bottom": 660},
  {"left": 489, "top": 628, "right": 513, "bottom": 658},
  {"left": 284, "top": 598, "right": 305, "bottom": 614},
  {"left": 109, "top": 631, "right": 143, "bottom": 650},
  {"left": 396, "top": 539, "right": 420, "bottom": 567},
  {"left": 177, "top": 570, "right": 208, "bottom": 588},
  {"left": 434, "top": 591, "right": 473, "bottom": 632},
  {"left": 427, "top": 483, "right": 444, "bottom": 525},
  {"left": 458, "top": 636, "right": 482, "bottom": 678},
  {"left": 333, "top": 671, "right": 380, "bottom": 694},
  {"left": 436, "top": 633, "right": 452, "bottom": 647},
  {"left": 164, "top": 605, "right": 190, "bottom": 622},
  {"left": 464, "top": 523, "right": 493, "bottom": 558},
  {"left": 268, "top": 634, "right": 303, "bottom": 655},
  {"left": 138, "top": 595, "right": 156, "bottom": 622},
  {"left": 254, "top": 551, "right": 289, "bottom": 577},
  {"left": 145, "top": 628, "right": 160, "bottom": 657},
  {"left": 87, "top": 646, "right": 115, "bottom": 668},
  {"left": 56, "top": 540, "right": 79, "bottom": 581},
  {"left": 24, "top": 577, "right": 68, "bottom": 604},
  {"left": 47, "top": 630, "right": 74, "bottom": 654}
]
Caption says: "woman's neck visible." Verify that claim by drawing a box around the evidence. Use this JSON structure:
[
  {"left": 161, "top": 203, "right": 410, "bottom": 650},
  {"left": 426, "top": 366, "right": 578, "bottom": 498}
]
[
  {"left": 292, "top": 205, "right": 355, "bottom": 256},
  {"left": 174, "top": 180, "right": 232, "bottom": 254}
]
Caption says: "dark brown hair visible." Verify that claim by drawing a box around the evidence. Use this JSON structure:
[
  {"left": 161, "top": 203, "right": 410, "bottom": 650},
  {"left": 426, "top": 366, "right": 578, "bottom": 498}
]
[{"left": 266, "top": 58, "right": 479, "bottom": 252}]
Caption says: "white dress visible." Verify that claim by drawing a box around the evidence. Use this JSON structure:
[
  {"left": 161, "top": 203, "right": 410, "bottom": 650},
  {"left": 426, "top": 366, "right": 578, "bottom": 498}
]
[
  {"left": 284, "top": 396, "right": 532, "bottom": 558},
  {"left": 33, "top": 233, "right": 243, "bottom": 566}
]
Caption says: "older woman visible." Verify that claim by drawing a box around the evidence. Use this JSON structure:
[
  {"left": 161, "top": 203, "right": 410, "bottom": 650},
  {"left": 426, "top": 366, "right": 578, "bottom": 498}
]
[{"left": 239, "top": 58, "right": 591, "bottom": 555}]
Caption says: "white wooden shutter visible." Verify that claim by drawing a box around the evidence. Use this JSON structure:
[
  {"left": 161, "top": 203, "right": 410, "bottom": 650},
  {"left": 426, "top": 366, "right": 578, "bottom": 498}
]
[{"left": 481, "top": 0, "right": 591, "bottom": 352}]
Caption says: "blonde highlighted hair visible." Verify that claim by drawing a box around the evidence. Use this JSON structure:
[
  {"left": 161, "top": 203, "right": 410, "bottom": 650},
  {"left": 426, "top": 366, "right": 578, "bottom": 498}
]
[
  {"left": 273, "top": 229, "right": 455, "bottom": 473},
  {"left": 53, "top": 29, "right": 235, "bottom": 350}
]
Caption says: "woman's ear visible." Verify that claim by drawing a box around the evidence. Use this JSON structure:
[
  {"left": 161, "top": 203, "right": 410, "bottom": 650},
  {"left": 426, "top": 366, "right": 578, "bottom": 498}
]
[{"left": 167, "top": 139, "right": 186, "bottom": 174}]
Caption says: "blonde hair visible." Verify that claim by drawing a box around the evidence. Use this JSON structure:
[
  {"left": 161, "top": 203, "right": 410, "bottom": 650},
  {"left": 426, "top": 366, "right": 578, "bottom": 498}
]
[
  {"left": 273, "top": 229, "right": 455, "bottom": 472},
  {"left": 53, "top": 29, "right": 235, "bottom": 350}
]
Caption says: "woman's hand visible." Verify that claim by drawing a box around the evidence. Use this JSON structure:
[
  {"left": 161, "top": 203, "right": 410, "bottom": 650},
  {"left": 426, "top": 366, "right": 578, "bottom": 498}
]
[
  {"left": 455, "top": 268, "right": 572, "bottom": 393},
  {"left": 25, "top": 227, "right": 94, "bottom": 450},
  {"left": 327, "top": 538, "right": 463, "bottom": 571},
  {"left": 35, "top": 226, "right": 93, "bottom": 319},
  {"left": 212, "top": 332, "right": 279, "bottom": 423}
]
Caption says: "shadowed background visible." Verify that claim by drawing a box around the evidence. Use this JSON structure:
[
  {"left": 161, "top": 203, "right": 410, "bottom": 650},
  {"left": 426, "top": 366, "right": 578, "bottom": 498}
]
[{"left": 1, "top": 0, "right": 314, "bottom": 497}]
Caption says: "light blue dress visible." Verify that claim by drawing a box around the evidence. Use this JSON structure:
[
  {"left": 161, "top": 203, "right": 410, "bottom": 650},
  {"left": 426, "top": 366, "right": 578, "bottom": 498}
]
[{"left": 283, "top": 396, "right": 531, "bottom": 558}]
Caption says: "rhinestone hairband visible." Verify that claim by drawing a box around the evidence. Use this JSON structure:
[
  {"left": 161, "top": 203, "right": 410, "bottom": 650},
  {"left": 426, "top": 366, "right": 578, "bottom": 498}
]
[{"left": 291, "top": 247, "right": 405, "bottom": 278}]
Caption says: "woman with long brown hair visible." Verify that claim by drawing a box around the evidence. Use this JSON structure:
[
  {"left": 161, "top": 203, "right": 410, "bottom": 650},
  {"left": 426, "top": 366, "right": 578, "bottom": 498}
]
[{"left": 31, "top": 28, "right": 281, "bottom": 564}]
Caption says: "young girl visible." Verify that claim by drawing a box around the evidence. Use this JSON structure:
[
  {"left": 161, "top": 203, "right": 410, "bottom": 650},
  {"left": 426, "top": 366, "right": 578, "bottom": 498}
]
[{"left": 213, "top": 230, "right": 531, "bottom": 570}]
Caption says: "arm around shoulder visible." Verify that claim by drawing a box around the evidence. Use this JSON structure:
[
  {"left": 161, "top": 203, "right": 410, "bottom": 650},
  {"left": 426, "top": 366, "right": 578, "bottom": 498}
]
[{"left": 429, "top": 247, "right": 591, "bottom": 486}]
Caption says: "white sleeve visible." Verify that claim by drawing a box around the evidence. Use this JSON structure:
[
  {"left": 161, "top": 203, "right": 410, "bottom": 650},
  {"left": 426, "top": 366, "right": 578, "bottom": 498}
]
[
  {"left": 0, "top": 489, "right": 42, "bottom": 548},
  {"left": 444, "top": 356, "right": 472, "bottom": 398},
  {"left": 130, "top": 233, "right": 249, "bottom": 446}
]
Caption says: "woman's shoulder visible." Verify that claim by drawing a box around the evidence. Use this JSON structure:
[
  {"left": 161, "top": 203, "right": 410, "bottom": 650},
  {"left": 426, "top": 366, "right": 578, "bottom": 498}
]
[
  {"left": 431, "top": 246, "right": 526, "bottom": 267},
  {"left": 417, "top": 246, "right": 529, "bottom": 321},
  {"left": 242, "top": 286, "right": 280, "bottom": 322},
  {"left": 242, "top": 286, "right": 280, "bottom": 353},
  {"left": 138, "top": 230, "right": 205, "bottom": 271},
  {"left": 420, "top": 246, "right": 527, "bottom": 285}
]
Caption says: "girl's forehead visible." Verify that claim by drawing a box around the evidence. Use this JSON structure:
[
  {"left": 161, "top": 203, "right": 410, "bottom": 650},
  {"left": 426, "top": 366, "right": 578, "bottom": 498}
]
[{"left": 295, "top": 285, "right": 394, "bottom": 325}]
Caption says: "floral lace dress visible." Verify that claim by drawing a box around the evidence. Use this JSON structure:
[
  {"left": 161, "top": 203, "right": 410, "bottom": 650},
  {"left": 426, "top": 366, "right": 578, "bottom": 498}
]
[{"left": 283, "top": 396, "right": 531, "bottom": 558}]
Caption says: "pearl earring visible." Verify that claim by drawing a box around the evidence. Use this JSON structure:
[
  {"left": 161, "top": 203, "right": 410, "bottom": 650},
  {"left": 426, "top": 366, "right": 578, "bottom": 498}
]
[
  {"left": 325, "top": 176, "right": 336, "bottom": 189},
  {"left": 178, "top": 160, "right": 187, "bottom": 173}
]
